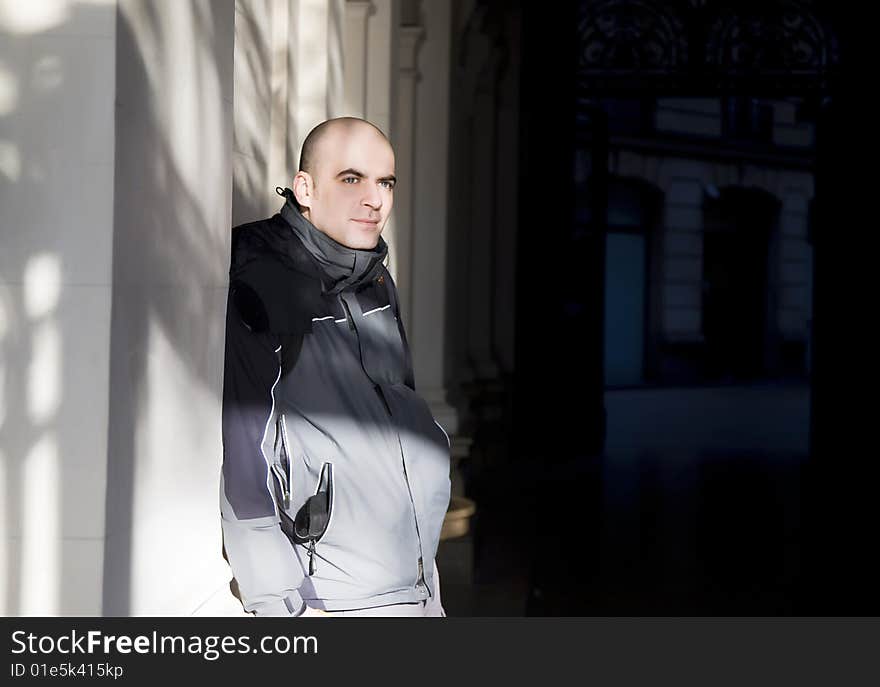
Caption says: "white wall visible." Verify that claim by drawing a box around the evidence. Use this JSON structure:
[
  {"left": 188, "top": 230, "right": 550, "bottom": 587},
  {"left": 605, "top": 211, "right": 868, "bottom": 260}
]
[
  {"left": 0, "top": 0, "right": 116, "bottom": 616},
  {"left": 776, "top": 177, "right": 813, "bottom": 339},
  {"left": 102, "top": 0, "right": 236, "bottom": 616},
  {"left": 232, "top": 0, "right": 276, "bottom": 225},
  {"left": 659, "top": 159, "right": 706, "bottom": 342}
]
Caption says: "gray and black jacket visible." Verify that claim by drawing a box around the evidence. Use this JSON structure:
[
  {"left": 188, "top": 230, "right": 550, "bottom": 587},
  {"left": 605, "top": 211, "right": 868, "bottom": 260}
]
[{"left": 220, "top": 189, "right": 451, "bottom": 616}]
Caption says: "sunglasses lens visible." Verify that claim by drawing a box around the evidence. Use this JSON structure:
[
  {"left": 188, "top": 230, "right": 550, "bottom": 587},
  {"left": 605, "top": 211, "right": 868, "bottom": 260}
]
[{"left": 294, "top": 491, "right": 330, "bottom": 540}]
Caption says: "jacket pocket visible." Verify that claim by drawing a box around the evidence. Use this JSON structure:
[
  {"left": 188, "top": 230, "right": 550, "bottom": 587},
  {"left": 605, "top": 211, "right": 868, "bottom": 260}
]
[{"left": 270, "top": 414, "right": 292, "bottom": 511}]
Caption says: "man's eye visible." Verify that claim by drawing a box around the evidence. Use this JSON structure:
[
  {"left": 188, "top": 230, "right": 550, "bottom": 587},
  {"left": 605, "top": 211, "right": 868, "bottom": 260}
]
[{"left": 342, "top": 177, "right": 393, "bottom": 189}]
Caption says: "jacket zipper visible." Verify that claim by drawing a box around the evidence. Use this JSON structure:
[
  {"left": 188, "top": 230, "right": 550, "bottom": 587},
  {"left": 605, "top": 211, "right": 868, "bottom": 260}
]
[
  {"left": 272, "top": 414, "right": 292, "bottom": 510},
  {"left": 279, "top": 413, "right": 293, "bottom": 498},
  {"left": 339, "top": 294, "right": 429, "bottom": 596},
  {"left": 270, "top": 463, "right": 290, "bottom": 511},
  {"left": 395, "top": 426, "right": 429, "bottom": 596}
]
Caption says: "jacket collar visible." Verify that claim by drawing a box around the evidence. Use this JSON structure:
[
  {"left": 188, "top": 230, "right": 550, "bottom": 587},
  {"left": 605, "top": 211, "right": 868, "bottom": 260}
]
[{"left": 277, "top": 187, "right": 388, "bottom": 295}]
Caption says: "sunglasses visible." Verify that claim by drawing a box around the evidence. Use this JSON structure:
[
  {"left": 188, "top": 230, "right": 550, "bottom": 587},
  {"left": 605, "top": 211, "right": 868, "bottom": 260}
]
[{"left": 292, "top": 462, "right": 334, "bottom": 575}]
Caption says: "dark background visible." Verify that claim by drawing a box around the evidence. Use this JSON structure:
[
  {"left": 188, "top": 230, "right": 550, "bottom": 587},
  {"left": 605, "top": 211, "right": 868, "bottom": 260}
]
[{"left": 439, "top": 0, "right": 877, "bottom": 616}]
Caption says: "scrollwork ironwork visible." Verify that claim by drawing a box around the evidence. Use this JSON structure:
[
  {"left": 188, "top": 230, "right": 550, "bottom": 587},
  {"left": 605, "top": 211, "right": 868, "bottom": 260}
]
[
  {"left": 576, "top": 0, "right": 839, "bottom": 93},
  {"left": 705, "top": 1, "right": 839, "bottom": 72},
  {"left": 578, "top": 0, "right": 688, "bottom": 71}
]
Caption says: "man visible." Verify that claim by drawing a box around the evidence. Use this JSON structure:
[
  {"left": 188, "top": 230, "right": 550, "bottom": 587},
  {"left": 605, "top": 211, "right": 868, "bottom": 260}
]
[{"left": 220, "top": 117, "right": 451, "bottom": 617}]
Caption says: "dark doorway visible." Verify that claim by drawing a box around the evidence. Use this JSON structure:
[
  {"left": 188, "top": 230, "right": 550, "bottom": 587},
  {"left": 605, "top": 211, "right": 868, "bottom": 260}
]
[{"left": 702, "top": 187, "right": 779, "bottom": 381}]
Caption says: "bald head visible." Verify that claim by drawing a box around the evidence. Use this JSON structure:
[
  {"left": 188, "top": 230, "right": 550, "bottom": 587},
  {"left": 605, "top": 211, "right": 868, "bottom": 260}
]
[
  {"left": 291, "top": 117, "right": 396, "bottom": 250},
  {"left": 298, "top": 117, "right": 391, "bottom": 181}
]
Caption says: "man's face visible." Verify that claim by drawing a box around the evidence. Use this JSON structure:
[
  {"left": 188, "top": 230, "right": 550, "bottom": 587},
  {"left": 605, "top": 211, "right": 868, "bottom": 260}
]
[{"left": 295, "top": 125, "right": 396, "bottom": 250}]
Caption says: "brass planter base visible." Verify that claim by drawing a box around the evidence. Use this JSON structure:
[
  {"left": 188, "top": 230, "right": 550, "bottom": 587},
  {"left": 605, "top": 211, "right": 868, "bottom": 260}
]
[{"left": 440, "top": 496, "right": 476, "bottom": 541}]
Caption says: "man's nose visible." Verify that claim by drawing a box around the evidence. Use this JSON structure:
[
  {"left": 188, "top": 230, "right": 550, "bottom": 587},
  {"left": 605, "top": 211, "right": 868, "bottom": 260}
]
[{"left": 362, "top": 185, "right": 382, "bottom": 210}]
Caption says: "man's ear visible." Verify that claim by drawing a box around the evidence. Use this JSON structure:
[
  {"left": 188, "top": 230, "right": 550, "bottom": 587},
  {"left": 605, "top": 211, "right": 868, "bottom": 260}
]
[{"left": 292, "top": 172, "right": 312, "bottom": 210}]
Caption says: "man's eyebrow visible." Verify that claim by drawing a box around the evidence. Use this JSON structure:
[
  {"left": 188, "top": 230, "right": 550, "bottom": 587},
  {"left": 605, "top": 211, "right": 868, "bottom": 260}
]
[{"left": 336, "top": 168, "right": 397, "bottom": 183}]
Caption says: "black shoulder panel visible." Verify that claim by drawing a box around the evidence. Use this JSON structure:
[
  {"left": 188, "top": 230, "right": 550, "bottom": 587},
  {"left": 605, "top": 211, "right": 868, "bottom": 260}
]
[{"left": 230, "top": 219, "right": 322, "bottom": 330}]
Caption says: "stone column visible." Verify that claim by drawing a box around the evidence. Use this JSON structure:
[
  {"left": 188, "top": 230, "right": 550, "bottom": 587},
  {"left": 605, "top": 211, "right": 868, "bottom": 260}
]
[
  {"left": 409, "top": 5, "right": 476, "bottom": 595},
  {"left": 657, "top": 158, "right": 708, "bottom": 345},
  {"left": 343, "top": 0, "right": 372, "bottom": 116},
  {"left": 777, "top": 176, "right": 814, "bottom": 363},
  {"left": 232, "top": 0, "right": 276, "bottom": 225},
  {"left": 447, "top": 1, "right": 505, "bottom": 406},
  {"left": 104, "top": 0, "right": 236, "bottom": 615},
  {"left": 364, "top": 0, "right": 398, "bottom": 136},
  {"left": 407, "top": 0, "right": 468, "bottom": 478},
  {"left": 287, "top": 0, "right": 331, "bottom": 166},
  {"left": 268, "top": 0, "right": 292, "bottom": 187},
  {"left": 446, "top": 4, "right": 479, "bottom": 400},
  {"left": 327, "top": 0, "right": 346, "bottom": 117},
  {"left": 393, "top": 24, "right": 423, "bottom": 332},
  {"left": 491, "top": 11, "right": 521, "bottom": 379}
]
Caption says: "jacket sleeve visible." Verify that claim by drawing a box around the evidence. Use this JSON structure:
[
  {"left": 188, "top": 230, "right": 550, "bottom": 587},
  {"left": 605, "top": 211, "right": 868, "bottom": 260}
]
[{"left": 219, "top": 284, "right": 307, "bottom": 617}]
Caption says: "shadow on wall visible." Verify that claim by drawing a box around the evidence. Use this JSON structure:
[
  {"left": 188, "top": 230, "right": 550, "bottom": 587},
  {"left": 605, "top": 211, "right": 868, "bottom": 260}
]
[
  {"left": 102, "top": 0, "right": 234, "bottom": 615},
  {"left": 0, "top": 1, "right": 120, "bottom": 616},
  {"left": 230, "top": 0, "right": 272, "bottom": 227}
]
